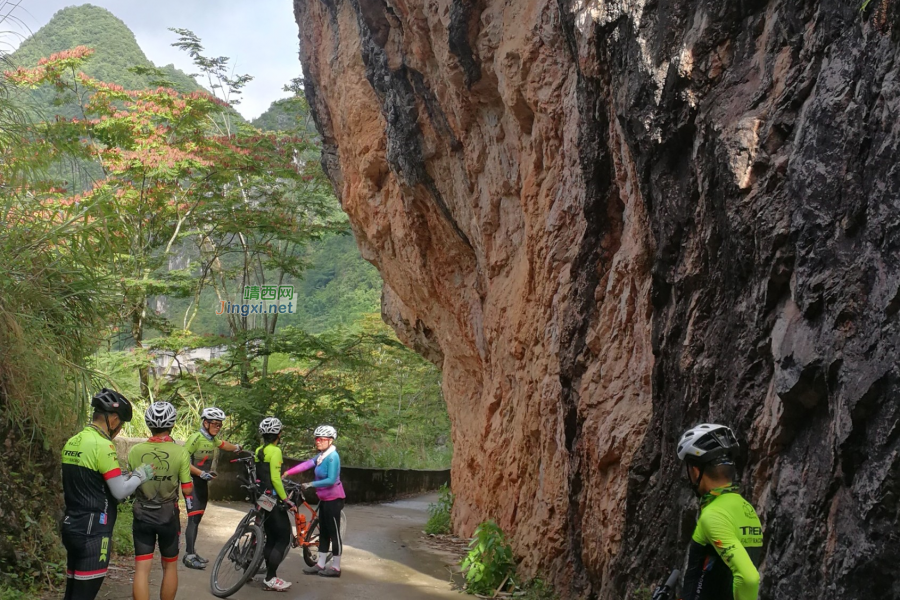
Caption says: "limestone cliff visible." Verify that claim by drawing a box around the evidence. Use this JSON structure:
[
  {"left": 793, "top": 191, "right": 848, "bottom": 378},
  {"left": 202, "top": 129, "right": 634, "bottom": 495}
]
[{"left": 294, "top": 0, "right": 900, "bottom": 597}]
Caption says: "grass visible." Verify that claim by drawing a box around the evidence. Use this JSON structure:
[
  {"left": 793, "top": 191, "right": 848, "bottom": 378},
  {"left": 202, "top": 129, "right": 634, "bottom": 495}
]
[
  {"left": 518, "top": 579, "right": 559, "bottom": 600},
  {"left": 424, "top": 483, "right": 453, "bottom": 534},
  {"left": 112, "top": 500, "right": 135, "bottom": 558}
]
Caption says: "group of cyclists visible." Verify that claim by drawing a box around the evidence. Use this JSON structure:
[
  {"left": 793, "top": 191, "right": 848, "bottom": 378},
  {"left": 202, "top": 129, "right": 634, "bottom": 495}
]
[
  {"left": 59, "top": 387, "right": 762, "bottom": 600},
  {"left": 60, "top": 388, "right": 345, "bottom": 599}
]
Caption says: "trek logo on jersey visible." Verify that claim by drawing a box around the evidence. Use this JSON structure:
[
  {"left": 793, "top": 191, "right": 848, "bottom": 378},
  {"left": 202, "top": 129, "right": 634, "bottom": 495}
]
[
  {"left": 99, "top": 537, "right": 109, "bottom": 563},
  {"left": 63, "top": 450, "right": 83, "bottom": 458},
  {"left": 740, "top": 526, "right": 763, "bottom": 536},
  {"left": 150, "top": 475, "right": 174, "bottom": 482}
]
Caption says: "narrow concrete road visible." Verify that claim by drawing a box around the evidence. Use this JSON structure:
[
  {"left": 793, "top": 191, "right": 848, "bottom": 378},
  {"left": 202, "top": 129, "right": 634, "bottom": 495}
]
[{"left": 99, "top": 493, "right": 462, "bottom": 600}]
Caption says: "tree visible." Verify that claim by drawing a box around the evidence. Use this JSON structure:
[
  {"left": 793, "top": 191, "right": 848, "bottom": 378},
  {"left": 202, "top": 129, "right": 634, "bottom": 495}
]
[{"left": 6, "top": 45, "right": 337, "bottom": 398}]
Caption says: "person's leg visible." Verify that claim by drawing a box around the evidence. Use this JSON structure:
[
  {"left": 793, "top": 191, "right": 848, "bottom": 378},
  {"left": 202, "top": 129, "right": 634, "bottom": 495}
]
[
  {"left": 318, "top": 500, "right": 343, "bottom": 577},
  {"left": 61, "top": 524, "right": 78, "bottom": 600},
  {"left": 317, "top": 502, "right": 334, "bottom": 556},
  {"left": 158, "top": 514, "right": 181, "bottom": 600},
  {"left": 69, "top": 577, "right": 105, "bottom": 600},
  {"left": 263, "top": 508, "right": 291, "bottom": 580},
  {"left": 132, "top": 518, "right": 156, "bottom": 600},
  {"left": 69, "top": 533, "right": 110, "bottom": 600},
  {"left": 160, "top": 559, "right": 179, "bottom": 600},
  {"left": 262, "top": 512, "right": 278, "bottom": 569},
  {"left": 132, "top": 560, "right": 152, "bottom": 600},
  {"left": 184, "top": 477, "right": 208, "bottom": 563},
  {"left": 330, "top": 499, "right": 344, "bottom": 558}
]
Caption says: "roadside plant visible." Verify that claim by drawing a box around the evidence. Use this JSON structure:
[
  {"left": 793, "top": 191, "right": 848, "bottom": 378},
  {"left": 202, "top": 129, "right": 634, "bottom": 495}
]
[
  {"left": 424, "top": 483, "right": 453, "bottom": 534},
  {"left": 460, "top": 520, "right": 516, "bottom": 595}
]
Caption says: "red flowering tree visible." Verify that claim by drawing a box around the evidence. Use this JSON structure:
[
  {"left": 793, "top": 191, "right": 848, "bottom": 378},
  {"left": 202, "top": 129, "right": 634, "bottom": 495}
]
[{"left": 6, "top": 46, "right": 339, "bottom": 397}]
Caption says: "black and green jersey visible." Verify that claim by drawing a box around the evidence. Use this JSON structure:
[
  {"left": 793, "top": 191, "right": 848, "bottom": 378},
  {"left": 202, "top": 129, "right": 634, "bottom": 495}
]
[
  {"left": 127, "top": 437, "right": 192, "bottom": 505},
  {"left": 683, "top": 486, "right": 763, "bottom": 600},
  {"left": 184, "top": 430, "right": 222, "bottom": 473},
  {"left": 255, "top": 443, "right": 286, "bottom": 500},
  {"left": 61, "top": 426, "right": 121, "bottom": 519}
]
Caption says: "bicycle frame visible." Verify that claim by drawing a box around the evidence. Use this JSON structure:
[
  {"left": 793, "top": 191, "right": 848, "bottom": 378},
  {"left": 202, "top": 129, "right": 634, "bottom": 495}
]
[{"left": 230, "top": 454, "right": 321, "bottom": 549}]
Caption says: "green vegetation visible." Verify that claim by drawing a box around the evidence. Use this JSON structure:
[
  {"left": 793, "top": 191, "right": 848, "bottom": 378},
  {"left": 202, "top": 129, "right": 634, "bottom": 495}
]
[
  {"left": 112, "top": 499, "right": 135, "bottom": 558},
  {"left": 519, "top": 579, "right": 559, "bottom": 600},
  {"left": 461, "top": 521, "right": 517, "bottom": 595},
  {"left": 0, "top": 6, "right": 450, "bottom": 593},
  {"left": 458, "top": 521, "right": 558, "bottom": 598},
  {"left": 253, "top": 96, "right": 319, "bottom": 137},
  {"left": 425, "top": 483, "right": 454, "bottom": 534}
]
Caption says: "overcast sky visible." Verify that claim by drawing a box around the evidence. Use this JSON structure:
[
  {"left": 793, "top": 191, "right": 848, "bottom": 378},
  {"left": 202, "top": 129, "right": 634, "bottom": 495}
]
[{"left": 3, "top": 1, "right": 302, "bottom": 120}]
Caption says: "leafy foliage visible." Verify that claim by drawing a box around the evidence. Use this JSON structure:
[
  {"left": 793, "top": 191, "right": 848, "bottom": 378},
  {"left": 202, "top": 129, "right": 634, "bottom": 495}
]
[
  {"left": 425, "top": 483, "right": 454, "bottom": 534},
  {"left": 460, "top": 521, "right": 517, "bottom": 595}
]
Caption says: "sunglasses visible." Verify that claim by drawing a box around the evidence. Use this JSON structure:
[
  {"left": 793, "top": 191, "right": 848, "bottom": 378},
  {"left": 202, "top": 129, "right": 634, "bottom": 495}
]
[
  {"left": 207, "top": 421, "right": 223, "bottom": 427},
  {"left": 315, "top": 437, "right": 331, "bottom": 442}
]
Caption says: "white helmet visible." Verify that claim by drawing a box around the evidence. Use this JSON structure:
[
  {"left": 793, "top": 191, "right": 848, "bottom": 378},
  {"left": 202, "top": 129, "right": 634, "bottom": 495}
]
[
  {"left": 200, "top": 407, "right": 227, "bottom": 422},
  {"left": 259, "top": 416, "right": 283, "bottom": 435},
  {"left": 677, "top": 423, "right": 739, "bottom": 464},
  {"left": 314, "top": 425, "right": 337, "bottom": 439},
  {"left": 145, "top": 402, "right": 177, "bottom": 429}
]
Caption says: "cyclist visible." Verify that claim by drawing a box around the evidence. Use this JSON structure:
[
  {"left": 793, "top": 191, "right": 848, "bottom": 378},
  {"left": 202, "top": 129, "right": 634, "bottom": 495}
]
[
  {"left": 286, "top": 424, "right": 345, "bottom": 578},
  {"left": 60, "top": 389, "right": 153, "bottom": 600},
  {"left": 255, "top": 416, "right": 295, "bottom": 592},
  {"left": 127, "top": 402, "right": 194, "bottom": 600},
  {"left": 182, "top": 406, "right": 242, "bottom": 569},
  {"left": 677, "top": 424, "right": 763, "bottom": 600}
]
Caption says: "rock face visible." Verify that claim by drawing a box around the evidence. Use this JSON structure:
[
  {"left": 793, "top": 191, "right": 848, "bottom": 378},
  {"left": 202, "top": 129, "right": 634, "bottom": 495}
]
[{"left": 294, "top": 0, "right": 900, "bottom": 597}]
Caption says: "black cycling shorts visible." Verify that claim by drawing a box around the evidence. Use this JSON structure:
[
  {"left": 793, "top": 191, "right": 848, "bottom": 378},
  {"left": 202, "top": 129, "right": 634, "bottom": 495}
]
[
  {"left": 189, "top": 477, "right": 209, "bottom": 517},
  {"left": 61, "top": 514, "right": 113, "bottom": 581},
  {"left": 133, "top": 515, "right": 181, "bottom": 562}
]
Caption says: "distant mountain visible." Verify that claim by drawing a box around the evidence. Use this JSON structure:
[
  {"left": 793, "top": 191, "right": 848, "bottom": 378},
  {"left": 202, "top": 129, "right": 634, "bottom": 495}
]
[
  {"left": 252, "top": 97, "right": 319, "bottom": 137},
  {"left": 10, "top": 4, "right": 201, "bottom": 118}
]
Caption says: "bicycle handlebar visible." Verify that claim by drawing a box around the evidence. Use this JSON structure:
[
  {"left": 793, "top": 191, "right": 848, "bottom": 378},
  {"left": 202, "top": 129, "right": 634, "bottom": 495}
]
[
  {"left": 664, "top": 569, "right": 679, "bottom": 588},
  {"left": 650, "top": 569, "right": 680, "bottom": 600}
]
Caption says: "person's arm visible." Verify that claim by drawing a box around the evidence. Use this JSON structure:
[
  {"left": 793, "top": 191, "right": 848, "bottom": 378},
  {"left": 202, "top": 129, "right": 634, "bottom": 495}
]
[
  {"left": 106, "top": 443, "right": 150, "bottom": 500},
  {"left": 699, "top": 511, "right": 760, "bottom": 600},
  {"left": 179, "top": 449, "right": 195, "bottom": 510},
  {"left": 311, "top": 453, "right": 340, "bottom": 488},
  {"left": 218, "top": 439, "right": 242, "bottom": 452},
  {"left": 106, "top": 472, "right": 149, "bottom": 500},
  {"left": 185, "top": 434, "right": 203, "bottom": 477},
  {"left": 269, "top": 447, "right": 287, "bottom": 500},
  {"left": 284, "top": 458, "right": 316, "bottom": 477}
]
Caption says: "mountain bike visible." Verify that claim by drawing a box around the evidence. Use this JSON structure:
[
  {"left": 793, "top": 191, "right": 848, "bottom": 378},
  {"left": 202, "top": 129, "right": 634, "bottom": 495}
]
[
  {"left": 208, "top": 453, "right": 346, "bottom": 597},
  {"left": 651, "top": 569, "right": 680, "bottom": 600}
]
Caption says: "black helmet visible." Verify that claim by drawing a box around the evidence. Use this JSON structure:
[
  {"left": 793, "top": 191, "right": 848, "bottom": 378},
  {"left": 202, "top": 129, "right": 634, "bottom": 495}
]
[{"left": 91, "top": 388, "right": 133, "bottom": 422}]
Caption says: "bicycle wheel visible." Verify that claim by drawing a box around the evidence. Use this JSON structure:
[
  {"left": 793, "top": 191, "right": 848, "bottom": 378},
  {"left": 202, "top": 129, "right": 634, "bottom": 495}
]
[
  {"left": 209, "top": 521, "right": 266, "bottom": 598},
  {"left": 303, "top": 518, "right": 320, "bottom": 567}
]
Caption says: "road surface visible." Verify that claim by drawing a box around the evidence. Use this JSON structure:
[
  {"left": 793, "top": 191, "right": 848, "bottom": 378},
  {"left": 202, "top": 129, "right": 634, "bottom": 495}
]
[{"left": 98, "top": 493, "right": 462, "bottom": 599}]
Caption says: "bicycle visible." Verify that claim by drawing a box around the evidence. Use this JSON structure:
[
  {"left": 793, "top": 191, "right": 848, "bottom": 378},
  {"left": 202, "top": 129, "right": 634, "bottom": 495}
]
[
  {"left": 651, "top": 569, "right": 680, "bottom": 600},
  {"left": 208, "top": 453, "right": 347, "bottom": 597}
]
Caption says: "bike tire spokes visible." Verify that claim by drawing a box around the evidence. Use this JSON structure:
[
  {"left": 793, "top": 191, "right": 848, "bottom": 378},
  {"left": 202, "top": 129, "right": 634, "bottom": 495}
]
[{"left": 210, "top": 522, "right": 265, "bottom": 598}]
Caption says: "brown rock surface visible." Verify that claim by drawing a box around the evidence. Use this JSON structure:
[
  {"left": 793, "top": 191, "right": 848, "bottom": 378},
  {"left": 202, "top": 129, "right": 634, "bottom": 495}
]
[{"left": 295, "top": 0, "right": 900, "bottom": 597}]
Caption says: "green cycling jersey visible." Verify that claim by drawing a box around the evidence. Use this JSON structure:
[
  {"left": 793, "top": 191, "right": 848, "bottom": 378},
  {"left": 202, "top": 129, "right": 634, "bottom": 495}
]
[{"left": 683, "top": 485, "right": 762, "bottom": 600}]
